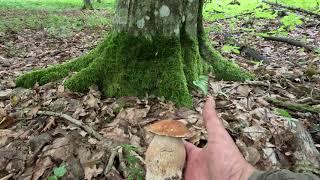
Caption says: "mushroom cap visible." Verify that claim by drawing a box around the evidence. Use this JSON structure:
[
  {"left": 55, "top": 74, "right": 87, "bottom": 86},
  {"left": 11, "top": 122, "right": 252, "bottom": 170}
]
[{"left": 145, "top": 119, "right": 190, "bottom": 138}]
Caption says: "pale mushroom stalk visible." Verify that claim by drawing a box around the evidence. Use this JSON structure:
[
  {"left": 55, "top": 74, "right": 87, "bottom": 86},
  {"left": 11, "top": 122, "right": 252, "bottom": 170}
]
[{"left": 145, "top": 120, "right": 190, "bottom": 180}]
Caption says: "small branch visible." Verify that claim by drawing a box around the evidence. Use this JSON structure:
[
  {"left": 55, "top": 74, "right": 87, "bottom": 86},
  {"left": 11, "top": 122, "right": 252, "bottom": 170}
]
[
  {"left": 104, "top": 146, "right": 121, "bottom": 175},
  {"left": 262, "top": 36, "right": 315, "bottom": 52},
  {"left": 37, "top": 110, "right": 103, "bottom": 140},
  {"left": 118, "top": 147, "right": 128, "bottom": 178},
  {"left": 266, "top": 97, "right": 320, "bottom": 113},
  {"left": 262, "top": 0, "right": 320, "bottom": 18}
]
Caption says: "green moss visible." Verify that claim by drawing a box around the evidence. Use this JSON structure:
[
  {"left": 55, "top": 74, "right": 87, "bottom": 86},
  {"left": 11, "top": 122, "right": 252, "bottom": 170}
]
[
  {"left": 197, "top": 35, "right": 253, "bottom": 82},
  {"left": 180, "top": 34, "right": 203, "bottom": 86},
  {"left": 267, "top": 98, "right": 320, "bottom": 113},
  {"left": 16, "top": 27, "right": 253, "bottom": 106},
  {"left": 96, "top": 32, "right": 193, "bottom": 107},
  {"left": 16, "top": 46, "right": 101, "bottom": 88},
  {"left": 17, "top": 32, "right": 200, "bottom": 107}
]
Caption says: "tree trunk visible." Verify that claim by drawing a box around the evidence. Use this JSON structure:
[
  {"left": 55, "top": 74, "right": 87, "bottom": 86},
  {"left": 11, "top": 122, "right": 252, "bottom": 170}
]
[
  {"left": 16, "top": 0, "right": 252, "bottom": 106},
  {"left": 82, "top": 0, "right": 93, "bottom": 10}
]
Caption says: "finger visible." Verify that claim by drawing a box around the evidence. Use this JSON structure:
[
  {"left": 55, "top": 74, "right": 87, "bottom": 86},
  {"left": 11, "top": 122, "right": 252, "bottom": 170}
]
[
  {"left": 203, "top": 96, "right": 222, "bottom": 126},
  {"left": 183, "top": 141, "right": 200, "bottom": 154},
  {"left": 203, "top": 97, "right": 239, "bottom": 147}
]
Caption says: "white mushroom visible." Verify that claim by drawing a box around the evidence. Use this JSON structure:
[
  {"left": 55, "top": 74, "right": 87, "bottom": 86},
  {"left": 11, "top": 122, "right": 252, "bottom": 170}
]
[{"left": 145, "top": 119, "right": 190, "bottom": 180}]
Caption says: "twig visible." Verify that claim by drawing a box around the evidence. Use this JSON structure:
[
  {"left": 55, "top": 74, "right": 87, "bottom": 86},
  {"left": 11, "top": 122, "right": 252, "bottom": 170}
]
[
  {"left": 118, "top": 147, "right": 128, "bottom": 178},
  {"left": 262, "top": 36, "right": 315, "bottom": 52},
  {"left": 266, "top": 97, "right": 320, "bottom": 113},
  {"left": 37, "top": 110, "right": 103, "bottom": 140},
  {"left": 262, "top": 0, "right": 320, "bottom": 18},
  {"left": 104, "top": 146, "right": 121, "bottom": 175}
]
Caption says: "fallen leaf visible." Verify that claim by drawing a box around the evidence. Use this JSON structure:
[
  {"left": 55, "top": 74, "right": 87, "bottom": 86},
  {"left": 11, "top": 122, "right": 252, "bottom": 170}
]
[
  {"left": 32, "top": 157, "right": 53, "bottom": 180},
  {"left": 243, "top": 126, "right": 269, "bottom": 141},
  {"left": 116, "top": 106, "right": 150, "bottom": 125},
  {"left": 10, "top": 95, "right": 19, "bottom": 106},
  {"left": 43, "top": 137, "right": 74, "bottom": 161},
  {"left": 0, "top": 107, "right": 6, "bottom": 118},
  {"left": 237, "top": 85, "right": 251, "bottom": 97},
  {"left": 84, "top": 165, "right": 103, "bottom": 180},
  {"left": 0, "top": 115, "right": 15, "bottom": 129},
  {"left": 0, "top": 89, "right": 12, "bottom": 100},
  {"left": 0, "top": 129, "right": 13, "bottom": 146},
  {"left": 41, "top": 117, "right": 56, "bottom": 132},
  {"left": 27, "top": 106, "right": 40, "bottom": 118}
]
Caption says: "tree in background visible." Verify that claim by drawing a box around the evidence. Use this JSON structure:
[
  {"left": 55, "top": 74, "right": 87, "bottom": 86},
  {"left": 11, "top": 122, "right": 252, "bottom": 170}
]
[
  {"left": 83, "top": 0, "right": 102, "bottom": 10},
  {"left": 16, "top": 0, "right": 252, "bottom": 107},
  {"left": 82, "top": 0, "right": 93, "bottom": 10}
]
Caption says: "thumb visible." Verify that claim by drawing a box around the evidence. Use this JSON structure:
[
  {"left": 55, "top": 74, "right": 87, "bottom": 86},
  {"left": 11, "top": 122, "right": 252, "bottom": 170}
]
[
  {"left": 184, "top": 141, "right": 200, "bottom": 155},
  {"left": 203, "top": 96, "right": 224, "bottom": 137}
]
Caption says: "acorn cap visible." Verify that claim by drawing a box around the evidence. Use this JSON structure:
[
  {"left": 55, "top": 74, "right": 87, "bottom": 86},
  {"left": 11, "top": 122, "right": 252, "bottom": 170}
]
[{"left": 145, "top": 119, "right": 190, "bottom": 138}]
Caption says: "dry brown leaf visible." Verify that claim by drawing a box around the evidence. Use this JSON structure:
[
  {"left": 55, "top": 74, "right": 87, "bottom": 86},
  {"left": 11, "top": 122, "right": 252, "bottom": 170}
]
[
  {"left": 116, "top": 106, "right": 150, "bottom": 125},
  {"left": 0, "top": 129, "right": 13, "bottom": 146},
  {"left": 72, "top": 107, "right": 87, "bottom": 119},
  {"left": 84, "top": 94, "right": 100, "bottom": 109},
  {"left": 237, "top": 85, "right": 251, "bottom": 97},
  {"left": 243, "top": 126, "right": 269, "bottom": 141},
  {"left": 41, "top": 117, "right": 56, "bottom": 132},
  {"left": 43, "top": 137, "right": 74, "bottom": 161},
  {"left": 176, "top": 108, "right": 200, "bottom": 124},
  {"left": 244, "top": 147, "right": 260, "bottom": 165},
  {"left": 100, "top": 127, "right": 129, "bottom": 143},
  {"left": 0, "top": 89, "right": 12, "bottom": 100},
  {"left": 57, "top": 85, "right": 65, "bottom": 93},
  {"left": 0, "top": 107, "right": 6, "bottom": 118},
  {"left": 27, "top": 106, "right": 40, "bottom": 118},
  {"left": 84, "top": 165, "right": 103, "bottom": 180},
  {"left": 0, "top": 115, "right": 15, "bottom": 129},
  {"left": 32, "top": 157, "right": 53, "bottom": 180}
]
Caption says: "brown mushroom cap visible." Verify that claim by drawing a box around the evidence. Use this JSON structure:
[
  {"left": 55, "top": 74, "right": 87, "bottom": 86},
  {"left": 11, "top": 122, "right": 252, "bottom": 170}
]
[{"left": 145, "top": 119, "right": 190, "bottom": 137}]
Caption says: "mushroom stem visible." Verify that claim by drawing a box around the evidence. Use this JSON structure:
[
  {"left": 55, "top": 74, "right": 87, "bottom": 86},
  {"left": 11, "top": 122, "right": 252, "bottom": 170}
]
[{"left": 145, "top": 135, "right": 186, "bottom": 180}]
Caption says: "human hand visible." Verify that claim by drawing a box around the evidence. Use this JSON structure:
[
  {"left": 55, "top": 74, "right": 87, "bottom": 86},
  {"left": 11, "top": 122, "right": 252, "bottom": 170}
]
[{"left": 184, "top": 96, "right": 255, "bottom": 180}]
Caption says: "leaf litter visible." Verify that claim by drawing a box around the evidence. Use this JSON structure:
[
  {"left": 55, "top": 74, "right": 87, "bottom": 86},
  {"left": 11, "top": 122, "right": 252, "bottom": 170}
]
[{"left": 0, "top": 6, "right": 320, "bottom": 180}]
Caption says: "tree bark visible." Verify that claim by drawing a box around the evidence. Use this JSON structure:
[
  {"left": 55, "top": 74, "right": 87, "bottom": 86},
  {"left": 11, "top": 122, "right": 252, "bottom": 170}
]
[
  {"left": 82, "top": 0, "right": 93, "bottom": 10},
  {"left": 16, "top": 0, "right": 252, "bottom": 106}
]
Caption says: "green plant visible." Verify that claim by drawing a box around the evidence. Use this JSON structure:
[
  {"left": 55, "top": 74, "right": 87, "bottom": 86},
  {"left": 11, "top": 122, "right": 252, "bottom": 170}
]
[
  {"left": 221, "top": 45, "right": 241, "bottom": 54},
  {"left": 121, "top": 144, "right": 144, "bottom": 180},
  {"left": 274, "top": 108, "right": 298, "bottom": 128},
  {"left": 193, "top": 75, "right": 209, "bottom": 95},
  {"left": 49, "top": 163, "right": 67, "bottom": 180},
  {"left": 279, "top": 13, "right": 303, "bottom": 31}
]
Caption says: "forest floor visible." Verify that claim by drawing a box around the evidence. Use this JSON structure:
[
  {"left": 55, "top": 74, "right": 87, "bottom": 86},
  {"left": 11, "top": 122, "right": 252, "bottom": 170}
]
[{"left": 0, "top": 1, "right": 320, "bottom": 179}]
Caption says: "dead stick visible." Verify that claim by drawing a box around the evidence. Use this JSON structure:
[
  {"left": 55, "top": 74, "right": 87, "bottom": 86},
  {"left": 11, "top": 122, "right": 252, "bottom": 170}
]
[
  {"left": 104, "top": 146, "right": 121, "bottom": 175},
  {"left": 266, "top": 97, "right": 320, "bottom": 113},
  {"left": 262, "top": 0, "right": 320, "bottom": 18},
  {"left": 262, "top": 36, "right": 315, "bottom": 52},
  {"left": 37, "top": 110, "right": 103, "bottom": 140}
]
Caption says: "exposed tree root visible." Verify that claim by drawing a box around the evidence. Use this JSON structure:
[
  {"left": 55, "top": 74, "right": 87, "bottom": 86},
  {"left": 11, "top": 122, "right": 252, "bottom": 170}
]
[
  {"left": 266, "top": 97, "right": 320, "bottom": 113},
  {"left": 16, "top": 25, "right": 254, "bottom": 106},
  {"left": 262, "top": 35, "right": 315, "bottom": 52}
]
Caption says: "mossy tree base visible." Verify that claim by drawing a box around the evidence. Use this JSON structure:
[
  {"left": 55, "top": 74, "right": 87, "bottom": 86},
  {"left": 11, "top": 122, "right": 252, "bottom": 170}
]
[
  {"left": 16, "top": 32, "right": 253, "bottom": 106},
  {"left": 16, "top": 0, "right": 253, "bottom": 106},
  {"left": 17, "top": 33, "right": 204, "bottom": 106}
]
